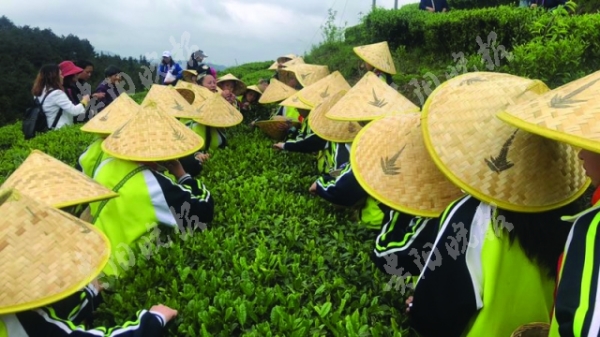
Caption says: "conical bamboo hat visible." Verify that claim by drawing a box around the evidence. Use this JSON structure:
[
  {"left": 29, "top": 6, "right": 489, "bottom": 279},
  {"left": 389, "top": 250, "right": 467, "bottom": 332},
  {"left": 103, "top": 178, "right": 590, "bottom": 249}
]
[
  {"left": 497, "top": 70, "right": 600, "bottom": 154},
  {"left": 351, "top": 113, "right": 463, "bottom": 217},
  {"left": 255, "top": 117, "right": 302, "bottom": 141},
  {"left": 268, "top": 61, "right": 279, "bottom": 71},
  {"left": 217, "top": 73, "right": 247, "bottom": 96},
  {"left": 192, "top": 92, "right": 243, "bottom": 127},
  {"left": 308, "top": 91, "right": 362, "bottom": 143},
  {"left": 182, "top": 69, "right": 198, "bottom": 83},
  {"left": 422, "top": 71, "right": 588, "bottom": 213},
  {"left": 0, "top": 188, "right": 110, "bottom": 314},
  {"left": 101, "top": 100, "right": 205, "bottom": 161},
  {"left": 80, "top": 93, "right": 141, "bottom": 135},
  {"left": 246, "top": 85, "right": 263, "bottom": 96},
  {"left": 280, "top": 91, "right": 313, "bottom": 110},
  {"left": 353, "top": 41, "right": 397, "bottom": 75},
  {"left": 281, "top": 64, "right": 330, "bottom": 87},
  {"left": 297, "top": 71, "right": 351, "bottom": 107},
  {"left": 281, "top": 57, "right": 304, "bottom": 68},
  {"left": 326, "top": 72, "right": 419, "bottom": 121},
  {"left": 278, "top": 54, "right": 297, "bottom": 63},
  {"left": 1, "top": 150, "right": 118, "bottom": 209},
  {"left": 141, "top": 84, "right": 201, "bottom": 118},
  {"left": 175, "top": 81, "right": 213, "bottom": 106},
  {"left": 175, "top": 88, "right": 195, "bottom": 105},
  {"left": 258, "top": 78, "right": 298, "bottom": 104}
]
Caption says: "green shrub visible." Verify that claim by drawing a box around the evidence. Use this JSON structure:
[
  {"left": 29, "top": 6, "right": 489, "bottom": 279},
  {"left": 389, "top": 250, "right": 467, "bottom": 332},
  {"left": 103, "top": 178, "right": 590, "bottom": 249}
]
[
  {"left": 223, "top": 61, "right": 275, "bottom": 86},
  {"left": 305, "top": 41, "right": 361, "bottom": 84},
  {"left": 449, "top": 0, "right": 517, "bottom": 10}
]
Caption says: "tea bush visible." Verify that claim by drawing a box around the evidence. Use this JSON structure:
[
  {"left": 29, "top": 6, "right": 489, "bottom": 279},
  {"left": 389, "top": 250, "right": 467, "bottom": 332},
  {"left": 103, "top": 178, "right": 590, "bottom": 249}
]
[{"left": 0, "top": 107, "right": 411, "bottom": 336}]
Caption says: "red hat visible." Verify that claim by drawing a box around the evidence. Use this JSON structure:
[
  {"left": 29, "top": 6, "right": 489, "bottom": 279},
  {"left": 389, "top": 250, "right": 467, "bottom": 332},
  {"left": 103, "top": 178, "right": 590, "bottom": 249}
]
[{"left": 59, "top": 61, "right": 83, "bottom": 77}]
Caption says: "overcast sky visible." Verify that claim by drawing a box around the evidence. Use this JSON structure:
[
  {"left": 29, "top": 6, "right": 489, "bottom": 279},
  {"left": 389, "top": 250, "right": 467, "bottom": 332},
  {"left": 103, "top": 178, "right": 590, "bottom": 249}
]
[{"left": 3, "top": 0, "right": 417, "bottom": 66}]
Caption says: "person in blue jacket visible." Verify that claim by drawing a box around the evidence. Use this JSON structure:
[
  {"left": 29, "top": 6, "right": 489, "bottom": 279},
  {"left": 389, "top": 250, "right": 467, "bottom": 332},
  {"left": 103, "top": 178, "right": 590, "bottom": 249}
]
[
  {"left": 158, "top": 51, "right": 183, "bottom": 85},
  {"left": 419, "top": 0, "right": 449, "bottom": 12}
]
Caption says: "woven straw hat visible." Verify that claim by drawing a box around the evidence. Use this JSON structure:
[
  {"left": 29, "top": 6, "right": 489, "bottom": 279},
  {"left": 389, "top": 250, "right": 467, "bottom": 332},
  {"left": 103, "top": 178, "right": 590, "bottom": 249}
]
[
  {"left": 1, "top": 150, "right": 118, "bottom": 208},
  {"left": 298, "top": 71, "right": 352, "bottom": 107},
  {"left": 281, "top": 64, "right": 330, "bottom": 88},
  {"left": 423, "top": 71, "right": 589, "bottom": 213},
  {"left": 326, "top": 71, "right": 419, "bottom": 121},
  {"left": 182, "top": 69, "right": 198, "bottom": 83},
  {"left": 0, "top": 188, "right": 110, "bottom": 314},
  {"left": 280, "top": 91, "right": 313, "bottom": 110},
  {"left": 354, "top": 41, "right": 397, "bottom": 75},
  {"left": 308, "top": 91, "right": 362, "bottom": 143},
  {"left": 351, "top": 113, "right": 463, "bottom": 217},
  {"left": 175, "top": 81, "right": 213, "bottom": 106},
  {"left": 192, "top": 92, "right": 243, "bottom": 127},
  {"left": 102, "top": 100, "right": 204, "bottom": 161},
  {"left": 217, "top": 73, "right": 247, "bottom": 96},
  {"left": 510, "top": 323, "right": 550, "bottom": 337},
  {"left": 80, "top": 93, "right": 141, "bottom": 135},
  {"left": 497, "top": 70, "right": 600, "bottom": 154},
  {"left": 259, "top": 78, "right": 298, "bottom": 104},
  {"left": 246, "top": 85, "right": 263, "bottom": 96},
  {"left": 175, "top": 88, "right": 195, "bottom": 105},
  {"left": 141, "top": 84, "right": 201, "bottom": 118},
  {"left": 281, "top": 57, "right": 304, "bottom": 68},
  {"left": 255, "top": 116, "right": 301, "bottom": 141},
  {"left": 268, "top": 61, "right": 279, "bottom": 71},
  {"left": 268, "top": 54, "right": 299, "bottom": 70}
]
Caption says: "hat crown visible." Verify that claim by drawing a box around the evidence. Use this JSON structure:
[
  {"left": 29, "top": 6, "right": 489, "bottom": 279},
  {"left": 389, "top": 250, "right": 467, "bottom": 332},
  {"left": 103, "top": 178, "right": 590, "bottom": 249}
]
[{"left": 259, "top": 78, "right": 298, "bottom": 104}]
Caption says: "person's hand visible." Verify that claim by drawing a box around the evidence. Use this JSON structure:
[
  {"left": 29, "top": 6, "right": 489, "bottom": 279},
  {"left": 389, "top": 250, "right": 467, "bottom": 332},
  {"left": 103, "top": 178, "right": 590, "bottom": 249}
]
[
  {"left": 150, "top": 304, "right": 178, "bottom": 323},
  {"left": 426, "top": 6, "right": 435, "bottom": 12},
  {"left": 242, "top": 102, "right": 250, "bottom": 110},
  {"left": 161, "top": 160, "right": 186, "bottom": 179},
  {"left": 195, "top": 152, "right": 210, "bottom": 163},
  {"left": 91, "top": 278, "right": 104, "bottom": 293},
  {"left": 309, "top": 182, "right": 318, "bottom": 195},
  {"left": 530, "top": 3, "right": 537, "bottom": 7},
  {"left": 405, "top": 296, "right": 413, "bottom": 313},
  {"left": 81, "top": 94, "right": 91, "bottom": 105},
  {"left": 92, "top": 92, "right": 106, "bottom": 99},
  {"left": 442, "top": 8, "right": 447, "bottom": 12},
  {"left": 272, "top": 143, "right": 285, "bottom": 151}
]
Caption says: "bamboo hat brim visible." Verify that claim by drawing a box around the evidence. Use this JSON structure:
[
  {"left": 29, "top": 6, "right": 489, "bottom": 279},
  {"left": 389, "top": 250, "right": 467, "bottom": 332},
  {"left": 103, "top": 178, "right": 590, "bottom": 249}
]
[
  {"left": 353, "top": 41, "right": 397, "bottom": 75},
  {"left": 351, "top": 113, "right": 463, "bottom": 217},
  {"left": 192, "top": 93, "right": 243, "bottom": 128},
  {"left": 268, "top": 61, "right": 279, "bottom": 71},
  {"left": 308, "top": 91, "right": 362, "bottom": 143},
  {"left": 255, "top": 118, "right": 301, "bottom": 141},
  {"left": 0, "top": 188, "right": 110, "bottom": 314},
  {"left": 80, "top": 93, "right": 141, "bottom": 135},
  {"left": 497, "top": 70, "right": 600, "bottom": 154},
  {"left": 278, "top": 54, "right": 297, "bottom": 63},
  {"left": 326, "top": 71, "right": 419, "bottom": 121},
  {"left": 141, "top": 84, "right": 201, "bottom": 118},
  {"left": 297, "top": 71, "right": 352, "bottom": 107},
  {"left": 422, "top": 71, "right": 589, "bottom": 213},
  {"left": 282, "top": 57, "right": 305, "bottom": 68},
  {"left": 280, "top": 91, "right": 313, "bottom": 110},
  {"left": 280, "top": 64, "right": 330, "bottom": 87},
  {"left": 0, "top": 150, "right": 119, "bottom": 209},
  {"left": 101, "top": 100, "right": 204, "bottom": 161},
  {"left": 182, "top": 70, "right": 198, "bottom": 83},
  {"left": 258, "top": 78, "right": 298, "bottom": 104},
  {"left": 217, "top": 73, "right": 247, "bottom": 96},
  {"left": 246, "top": 85, "right": 263, "bottom": 95}
]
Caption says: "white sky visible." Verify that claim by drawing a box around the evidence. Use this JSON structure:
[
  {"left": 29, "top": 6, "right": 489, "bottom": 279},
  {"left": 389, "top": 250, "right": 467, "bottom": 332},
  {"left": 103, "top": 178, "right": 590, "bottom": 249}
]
[{"left": 2, "top": 0, "right": 418, "bottom": 66}]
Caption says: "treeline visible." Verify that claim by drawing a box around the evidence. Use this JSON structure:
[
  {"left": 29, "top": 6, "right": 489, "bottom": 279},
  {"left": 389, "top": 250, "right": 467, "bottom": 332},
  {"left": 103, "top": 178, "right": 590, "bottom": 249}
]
[{"left": 0, "top": 16, "right": 166, "bottom": 127}]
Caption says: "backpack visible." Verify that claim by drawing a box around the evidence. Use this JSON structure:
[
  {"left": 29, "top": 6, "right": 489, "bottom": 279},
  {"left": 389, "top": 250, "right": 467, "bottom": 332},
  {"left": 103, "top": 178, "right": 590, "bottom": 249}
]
[{"left": 22, "top": 89, "right": 63, "bottom": 140}]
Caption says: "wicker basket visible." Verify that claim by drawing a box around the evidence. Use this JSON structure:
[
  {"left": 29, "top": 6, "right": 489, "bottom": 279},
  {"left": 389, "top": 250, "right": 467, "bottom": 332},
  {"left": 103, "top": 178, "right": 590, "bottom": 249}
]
[{"left": 510, "top": 323, "right": 550, "bottom": 337}]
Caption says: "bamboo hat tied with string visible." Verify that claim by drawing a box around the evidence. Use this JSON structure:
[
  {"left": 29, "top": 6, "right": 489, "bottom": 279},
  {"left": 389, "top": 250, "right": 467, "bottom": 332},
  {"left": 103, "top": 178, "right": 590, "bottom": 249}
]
[
  {"left": 0, "top": 188, "right": 111, "bottom": 314},
  {"left": 175, "top": 80, "right": 213, "bottom": 107},
  {"left": 192, "top": 92, "right": 243, "bottom": 128},
  {"left": 1, "top": 150, "right": 118, "bottom": 209},
  {"left": 353, "top": 41, "right": 397, "bottom": 75},
  {"left": 280, "top": 64, "right": 330, "bottom": 88},
  {"left": 217, "top": 73, "right": 248, "bottom": 96},
  {"left": 101, "top": 100, "right": 205, "bottom": 162},
  {"left": 422, "top": 71, "right": 589, "bottom": 212},
  {"left": 80, "top": 93, "right": 142, "bottom": 135},
  {"left": 297, "top": 71, "right": 352, "bottom": 107},
  {"left": 280, "top": 91, "right": 313, "bottom": 110},
  {"left": 182, "top": 69, "right": 198, "bottom": 83},
  {"left": 351, "top": 112, "right": 463, "bottom": 217},
  {"left": 497, "top": 69, "right": 600, "bottom": 154},
  {"left": 326, "top": 71, "right": 419, "bottom": 121}
]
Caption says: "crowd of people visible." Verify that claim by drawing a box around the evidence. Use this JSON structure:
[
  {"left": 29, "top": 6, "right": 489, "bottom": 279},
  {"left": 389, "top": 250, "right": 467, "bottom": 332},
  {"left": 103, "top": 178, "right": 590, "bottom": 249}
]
[{"left": 1, "top": 39, "right": 599, "bottom": 337}]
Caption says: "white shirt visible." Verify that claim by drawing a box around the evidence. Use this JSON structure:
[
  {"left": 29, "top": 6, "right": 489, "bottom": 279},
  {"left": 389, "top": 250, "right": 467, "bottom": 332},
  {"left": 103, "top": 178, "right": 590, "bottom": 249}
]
[{"left": 35, "top": 87, "right": 86, "bottom": 130}]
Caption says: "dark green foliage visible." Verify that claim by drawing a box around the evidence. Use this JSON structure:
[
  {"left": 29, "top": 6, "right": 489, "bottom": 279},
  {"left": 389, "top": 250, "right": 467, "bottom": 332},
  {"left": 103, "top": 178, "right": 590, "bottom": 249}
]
[
  {"left": 223, "top": 61, "right": 275, "bottom": 87},
  {"left": 0, "top": 110, "right": 412, "bottom": 336},
  {"left": 305, "top": 42, "right": 361, "bottom": 85},
  {"left": 449, "top": 0, "right": 518, "bottom": 10}
]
